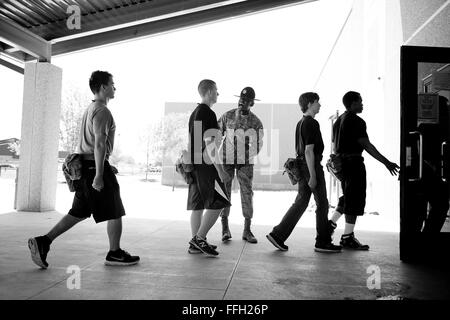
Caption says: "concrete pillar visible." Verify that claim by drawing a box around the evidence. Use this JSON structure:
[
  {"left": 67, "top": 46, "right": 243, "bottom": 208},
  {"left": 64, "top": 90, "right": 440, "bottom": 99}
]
[{"left": 16, "top": 62, "right": 62, "bottom": 212}]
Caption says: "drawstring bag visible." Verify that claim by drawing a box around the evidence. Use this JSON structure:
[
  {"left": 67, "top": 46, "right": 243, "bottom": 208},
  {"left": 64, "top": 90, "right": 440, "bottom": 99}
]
[
  {"left": 326, "top": 154, "right": 344, "bottom": 181},
  {"left": 283, "top": 157, "right": 305, "bottom": 185},
  {"left": 62, "top": 153, "right": 83, "bottom": 192},
  {"left": 283, "top": 118, "right": 306, "bottom": 185},
  {"left": 175, "top": 150, "right": 194, "bottom": 184}
]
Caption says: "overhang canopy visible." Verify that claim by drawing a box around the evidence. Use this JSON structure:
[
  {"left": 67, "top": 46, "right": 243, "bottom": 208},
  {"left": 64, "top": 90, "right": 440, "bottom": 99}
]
[{"left": 0, "top": 0, "right": 312, "bottom": 72}]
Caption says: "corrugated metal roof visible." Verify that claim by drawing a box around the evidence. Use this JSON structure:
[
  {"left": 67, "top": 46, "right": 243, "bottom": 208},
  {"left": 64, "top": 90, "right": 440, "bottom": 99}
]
[
  {"left": 0, "top": 0, "right": 311, "bottom": 66},
  {"left": 0, "top": 0, "right": 197, "bottom": 40}
]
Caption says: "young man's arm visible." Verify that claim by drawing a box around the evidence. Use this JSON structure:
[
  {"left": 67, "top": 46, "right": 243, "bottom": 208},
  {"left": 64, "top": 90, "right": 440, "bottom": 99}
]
[
  {"left": 305, "top": 144, "right": 317, "bottom": 189},
  {"left": 358, "top": 137, "right": 400, "bottom": 175},
  {"left": 92, "top": 110, "right": 110, "bottom": 191},
  {"left": 92, "top": 131, "right": 107, "bottom": 191},
  {"left": 205, "top": 135, "right": 230, "bottom": 182}
]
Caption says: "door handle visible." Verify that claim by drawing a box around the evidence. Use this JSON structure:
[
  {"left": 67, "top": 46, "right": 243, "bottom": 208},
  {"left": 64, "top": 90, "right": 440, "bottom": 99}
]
[
  {"left": 442, "top": 141, "right": 448, "bottom": 182},
  {"left": 408, "top": 131, "right": 423, "bottom": 182}
]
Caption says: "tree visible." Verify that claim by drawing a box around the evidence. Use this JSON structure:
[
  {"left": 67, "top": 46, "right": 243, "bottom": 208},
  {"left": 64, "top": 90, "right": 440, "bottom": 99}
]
[
  {"left": 139, "top": 112, "right": 190, "bottom": 180},
  {"left": 159, "top": 112, "right": 190, "bottom": 164},
  {"left": 59, "top": 86, "right": 90, "bottom": 153},
  {"left": 109, "top": 143, "right": 136, "bottom": 167}
]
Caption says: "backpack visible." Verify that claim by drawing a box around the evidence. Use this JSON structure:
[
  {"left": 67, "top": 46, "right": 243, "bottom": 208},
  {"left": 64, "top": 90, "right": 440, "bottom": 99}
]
[
  {"left": 283, "top": 157, "right": 304, "bottom": 185},
  {"left": 283, "top": 118, "right": 306, "bottom": 185},
  {"left": 175, "top": 150, "right": 194, "bottom": 184},
  {"left": 62, "top": 153, "right": 83, "bottom": 192},
  {"left": 326, "top": 154, "right": 344, "bottom": 181}
]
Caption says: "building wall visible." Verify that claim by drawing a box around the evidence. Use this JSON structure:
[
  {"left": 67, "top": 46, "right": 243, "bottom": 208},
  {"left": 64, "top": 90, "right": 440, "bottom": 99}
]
[
  {"left": 400, "top": 0, "right": 450, "bottom": 46},
  {"left": 316, "top": 0, "right": 449, "bottom": 230}
]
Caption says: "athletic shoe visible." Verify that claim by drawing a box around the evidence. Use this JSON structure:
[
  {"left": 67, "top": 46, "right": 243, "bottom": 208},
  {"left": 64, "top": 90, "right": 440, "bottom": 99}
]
[
  {"left": 340, "top": 233, "right": 370, "bottom": 250},
  {"left": 28, "top": 236, "right": 50, "bottom": 269},
  {"left": 105, "top": 249, "right": 140, "bottom": 266},
  {"left": 188, "top": 244, "right": 202, "bottom": 254},
  {"left": 189, "top": 236, "right": 219, "bottom": 257},
  {"left": 189, "top": 240, "right": 217, "bottom": 254},
  {"left": 314, "top": 242, "right": 342, "bottom": 253},
  {"left": 266, "top": 232, "right": 288, "bottom": 251},
  {"left": 204, "top": 238, "right": 217, "bottom": 250}
]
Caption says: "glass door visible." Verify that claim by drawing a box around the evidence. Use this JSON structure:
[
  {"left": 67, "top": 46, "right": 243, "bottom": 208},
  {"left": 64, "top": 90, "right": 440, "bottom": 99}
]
[{"left": 400, "top": 46, "right": 450, "bottom": 263}]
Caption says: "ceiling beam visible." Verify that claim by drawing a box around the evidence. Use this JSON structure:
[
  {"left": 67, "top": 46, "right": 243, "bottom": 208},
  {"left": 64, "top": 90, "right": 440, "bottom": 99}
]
[
  {"left": 53, "top": 0, "right": 313, "bottom": 56},
  {"left": 0, "top": 56, "right": 24, "bottom": 74},
  {"left": 0, "top": 15, "right": 52, "bottom": 62},
  {"left": 27, "top": 0, "right": 231, "bottom": 40}
]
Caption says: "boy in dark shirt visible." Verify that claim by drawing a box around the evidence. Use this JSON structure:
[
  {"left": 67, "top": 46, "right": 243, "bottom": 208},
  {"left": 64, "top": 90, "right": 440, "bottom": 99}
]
[
  {"left": 267, "top": 92, "right": 341, "bottom": 253},
  {"left": 330, "top": 91, "right": 399, "bottom": 250},
  {"left": 186, "top": 79, "right": 231, "bottom": 257}
]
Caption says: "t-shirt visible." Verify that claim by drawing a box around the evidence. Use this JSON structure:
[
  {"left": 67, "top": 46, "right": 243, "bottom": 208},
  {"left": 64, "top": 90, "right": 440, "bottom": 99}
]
[
  {"left": 218, "top": 108, "right": 264, "bottom": 165},
  {"left": 76, "top": 101, "right": 116, "bottom": 159},
  {"left": 333, "top": 111, "right": 368, "bottom": 155},
  {"left": 296, "top": 115, "right": 324, "bottom": 161},
  {"left": 188, "top": 103, "right": 220, "bottom": 165}
]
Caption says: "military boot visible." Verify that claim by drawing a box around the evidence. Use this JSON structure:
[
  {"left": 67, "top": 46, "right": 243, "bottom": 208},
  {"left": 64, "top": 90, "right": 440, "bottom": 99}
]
[
  {"left": 242, "top": 219, "right": 257, "bottom": 243},
  {"left": 222, "top": 217, "right": 232, "bottom": 242}
]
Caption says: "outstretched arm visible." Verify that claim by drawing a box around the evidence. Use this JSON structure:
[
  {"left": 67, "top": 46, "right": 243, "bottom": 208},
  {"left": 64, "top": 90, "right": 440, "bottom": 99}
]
[{"left": 358, "top": 137, "right": 399, "bottom": 175}]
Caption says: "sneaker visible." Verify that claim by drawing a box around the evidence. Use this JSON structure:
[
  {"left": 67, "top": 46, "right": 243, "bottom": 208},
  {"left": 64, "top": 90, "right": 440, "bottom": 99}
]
[
  {"left": 266, "top": 232, "right": 288, "bottom": 251},
  {"left": 314, "top": 242, "right": 342, "bottom": 253},
  {"left": 189, "top": 236, "right": 219, "bottom": 257},
  {"left": 328, "top": 220, "right": 337, "bottom": 237},
  {"left": 105, "top": 249, "right": 140, "bottom": 266},
  {"left": 204, "top": 238, "right": 217, "bottom": 250},
  {"left": 28, "top": 236, "right": 50, "bottom": 269},
  {"left": 340, "top": 233, "right": 370, "bottom": 250},
  {"left": 188, "top": 239, "right": 217, "bottom": 254},
  {"left": 242, "top": 230, "right": 258, "bottom": 243},
  {"left": 222, "top": 228, "right": 232, "bottom": 242},
  {"left": 188, "top": 244, "right": 202, "bottom": 254}
]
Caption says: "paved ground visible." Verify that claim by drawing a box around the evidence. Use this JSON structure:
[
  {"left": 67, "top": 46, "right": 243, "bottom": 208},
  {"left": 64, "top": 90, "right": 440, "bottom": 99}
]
[{"left": 1, "top": 211, "right": 449, "bottom": 300}]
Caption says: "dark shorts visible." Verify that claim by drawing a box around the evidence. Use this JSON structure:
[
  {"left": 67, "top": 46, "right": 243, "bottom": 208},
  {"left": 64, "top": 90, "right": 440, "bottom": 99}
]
[
  {"left": 336, "top": 157, "right": 366, "bottom": 216},
  {"left": 68, "top": 160, "right": 125, "bottom": 223},
  {"left": 187, "top": 164, "right": 231, "bottom": 211}
]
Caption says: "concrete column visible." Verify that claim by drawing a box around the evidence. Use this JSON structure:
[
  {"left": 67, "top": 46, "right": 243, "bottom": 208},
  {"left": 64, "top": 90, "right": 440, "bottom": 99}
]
[{"left": 16, "top": 62, "right": 62, "bottom": 212}]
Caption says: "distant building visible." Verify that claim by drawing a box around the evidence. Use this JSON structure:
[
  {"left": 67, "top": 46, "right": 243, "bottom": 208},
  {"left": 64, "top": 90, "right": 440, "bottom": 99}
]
[{"left": 0, "top": 138, "right": 19, "bottom": 165}]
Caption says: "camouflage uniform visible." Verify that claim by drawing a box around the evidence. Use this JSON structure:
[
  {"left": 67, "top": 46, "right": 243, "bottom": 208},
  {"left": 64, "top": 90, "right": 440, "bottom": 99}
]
[{"left": 218, "top": 108, "right": 264, "bottom": 220}]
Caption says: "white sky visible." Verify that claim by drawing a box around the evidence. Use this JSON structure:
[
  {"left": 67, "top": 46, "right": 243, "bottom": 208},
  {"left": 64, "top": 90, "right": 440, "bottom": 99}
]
[{"left": 0, "top": 0, "right": 353, "bottom": 158}]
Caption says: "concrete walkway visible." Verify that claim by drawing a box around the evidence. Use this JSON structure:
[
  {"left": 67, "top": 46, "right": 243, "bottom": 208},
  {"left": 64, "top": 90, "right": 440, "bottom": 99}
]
[{"left": 0, "top": 211, "right": 449, "bottom": 300}]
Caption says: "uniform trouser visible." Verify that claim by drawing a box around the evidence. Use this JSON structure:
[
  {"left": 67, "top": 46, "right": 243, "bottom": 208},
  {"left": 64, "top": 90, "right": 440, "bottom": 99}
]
[
  {"left": 220, "top": 164, "right": 254, "bottom": 220},
  {"left": 272, "top": 162, "right": 331, "bottom": 244}
]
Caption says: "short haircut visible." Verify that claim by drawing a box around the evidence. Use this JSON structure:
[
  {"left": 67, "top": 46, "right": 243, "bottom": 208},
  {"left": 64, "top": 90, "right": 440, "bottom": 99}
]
[
  {"left": 342, "top": 91, "right": 361, "bottom": 109},
  {"left": 198, "top": 79, "right": 216, "bottom": 97},
  {"left": 89, "top": 71, "right": 112, "bottom": 94},
  {"left": 298, "top": 92, "right": 319, "bottom": 113}
]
